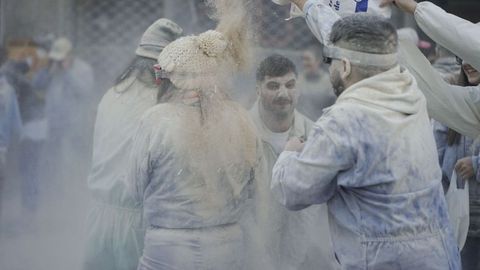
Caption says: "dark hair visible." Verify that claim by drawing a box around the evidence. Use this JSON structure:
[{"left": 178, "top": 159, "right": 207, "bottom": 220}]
[
  {"left": 329, "top": 14, "right": 398, "bottom": 55},
  {"left": 447, "top": 67, "right": 478, "bottom": 146},
  {"left": 256, "top": 54, "right": 297, "bottom": 82},
  {"left": 115, "top": 56, "right": 157, "bottom": 87}
]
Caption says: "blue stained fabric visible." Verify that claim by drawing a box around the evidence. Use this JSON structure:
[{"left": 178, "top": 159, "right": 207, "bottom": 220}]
[
  {"left": 355, "top": 0, "right": 369, "bottom": 13},
  {"left": 271, "top": 66, "right": 461, "bottom": 269}
]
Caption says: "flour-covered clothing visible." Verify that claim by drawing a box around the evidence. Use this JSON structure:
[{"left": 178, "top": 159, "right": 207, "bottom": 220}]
[
  {"left": 84, "top": 77, "right": 158, "bottom": 270},
  {"left": 272, "top": 66, "right": 460, "bottom": 269},
  {"left": 245, "top": 101, "right": 337, "bottom": 270},
  {"left": 128, "top": 101, "right": 257, "bottom": 270}
]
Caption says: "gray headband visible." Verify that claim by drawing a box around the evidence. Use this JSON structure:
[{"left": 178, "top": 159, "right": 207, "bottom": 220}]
[{"left": 323, "top": 46, "right": 398, "bottom": 67}]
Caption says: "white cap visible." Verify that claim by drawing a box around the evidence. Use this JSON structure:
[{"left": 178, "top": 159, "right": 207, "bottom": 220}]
[
  {"left": 136, "top": 18, "right": 183, "bottom": 59},
  {"left": 49, "top": 37, "right": 73, "bottom": 61},
  {"left": 157, "top": 30, "right": 229, "bottom": 90}
]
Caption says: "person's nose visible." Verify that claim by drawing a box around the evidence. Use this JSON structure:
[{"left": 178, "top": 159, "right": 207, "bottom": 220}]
[{"left": 277, "top": 85, "right": 289, "bottom": 98}]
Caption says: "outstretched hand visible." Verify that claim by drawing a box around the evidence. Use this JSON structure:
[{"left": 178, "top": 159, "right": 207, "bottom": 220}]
[{"left": 380, "top": 0, "right": 418, "bottom": 14}]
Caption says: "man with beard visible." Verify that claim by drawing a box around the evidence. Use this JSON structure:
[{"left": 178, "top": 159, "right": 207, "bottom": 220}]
[
  {"left": 245, "top": 54, "right": 336, "bottom": 270},
  {"left": 83, "top": 19, "right": 182, "bottom": 270},
  {"left": 297, "top": 45, "right": 336, "bottom": 121},
  {"left": 271, "top": 3, "right": 461, "bottom": 269}
]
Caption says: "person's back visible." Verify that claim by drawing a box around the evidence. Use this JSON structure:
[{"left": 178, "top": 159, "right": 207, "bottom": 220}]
[
  {"left": 83, "top": 64, "right": 159, "bottom": 270},
  {"left": 319, "top": 68, "right": 456, "bottom": 268},
  {"left": 271, "top": 12, "right": 460, "bottom": 269},
  {"left": 83, "top": 19, "right": 183, "bottom": 270},
  {"left": 133, "top": 101, "right": 256, "bottom": 228}
]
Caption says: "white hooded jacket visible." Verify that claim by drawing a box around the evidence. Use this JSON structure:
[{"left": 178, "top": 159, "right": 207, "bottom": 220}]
[{"left": 271, "top": 66, "right": 460, "bottom": 269}]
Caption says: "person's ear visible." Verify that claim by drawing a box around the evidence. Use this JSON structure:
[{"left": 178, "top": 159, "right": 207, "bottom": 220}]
[{"left": 340, "top": 58, "right": 351, "bottom": 80}]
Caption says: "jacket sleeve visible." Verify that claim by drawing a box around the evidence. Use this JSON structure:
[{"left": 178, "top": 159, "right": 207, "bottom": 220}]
[
  {"left": 126, "top": 118, "right": 154, "bottom": 205},
  {"left": 271, "top": 119, "right": 355, "bottom": 210},
  {"left": 399, "top": 39, "right": 480, "bottom": 139},
  {"left": 415, "top": 2, "right": 480, "bottom": 71},
  {"left": 303, "top": 0, "right": 341, "bottom": 46}
]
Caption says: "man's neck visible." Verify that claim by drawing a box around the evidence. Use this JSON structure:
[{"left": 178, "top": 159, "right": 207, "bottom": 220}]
[{"left": 259, "top": 104, "right": 294, "bottom": 133}]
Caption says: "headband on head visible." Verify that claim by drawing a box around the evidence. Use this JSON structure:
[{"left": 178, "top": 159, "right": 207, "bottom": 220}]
[{"left": 323, "top": 46, "right": 398, "bottom": 67}]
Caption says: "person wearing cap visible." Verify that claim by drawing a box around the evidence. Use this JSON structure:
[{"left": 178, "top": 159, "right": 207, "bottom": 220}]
[
  {"left": 271, "top": 3, "right": 461, "bottom": 268},
  {"left": 126, "top": 3, "right": 260, "bottom": 269},
  {"left": 41, "top": 37, "right": 94, "bottom": 192},
  {"left": 0, "top": 75, "right": 22, "bottom": 218},
  {"left": 83, "top": 19, "right": 182, "bottom": 270},
  {"left": 381, "top": 0, "right": 480, "bottom": 141}
]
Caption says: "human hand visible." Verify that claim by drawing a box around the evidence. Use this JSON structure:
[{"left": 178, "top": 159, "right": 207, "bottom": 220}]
[
  {"left": 380, "top": 0, "right": 417, "bottom": 14},
  {"left": 285, "top": 137, "right": 305, "bottom": 152},
  {"left": 455, "top": 157, "right": 475, "bottom": 180}
]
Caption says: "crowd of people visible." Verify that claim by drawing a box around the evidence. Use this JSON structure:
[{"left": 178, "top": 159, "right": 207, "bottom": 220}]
[
  {"left": 1, "top": 0, "right": 480, "bottom": 269},
  {"left": 0, "top": 35, "right": 95, "bottom": 222}
]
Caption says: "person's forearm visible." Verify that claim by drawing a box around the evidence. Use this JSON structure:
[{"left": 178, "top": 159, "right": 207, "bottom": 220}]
[
  {"left": 290, "top": 0, "right": 307, "bottom": 10},
  {"left": 415, "top": 2, "right": 480, "bottom": 71}
]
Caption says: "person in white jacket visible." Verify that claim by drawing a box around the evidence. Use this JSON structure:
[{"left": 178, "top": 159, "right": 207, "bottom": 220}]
[
  {"left": 271, "top": 13, "right": 460, "bottom": 269},
  {"left": 83, "top": 19, "right": 182, "bottom": 270},
  {"left": 381, "top": 0, "right": 480, "bottom": 139},
  {"left": 245, "top": 54, "right": 337, "bottom": 270}
]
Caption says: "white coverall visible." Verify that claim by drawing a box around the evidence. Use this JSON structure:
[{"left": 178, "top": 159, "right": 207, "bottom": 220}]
[
  {"left": 83, "top": 77, "right": 158, "bottom": 270},
  {"left": 128, "top": 101, "right": 257, "bottom": 270},
  {"left": 245, "top": 101, "right": 338, "bottom": 270},
  {"left": 271, "top": 66, "right": 461, "bottom": 269}
]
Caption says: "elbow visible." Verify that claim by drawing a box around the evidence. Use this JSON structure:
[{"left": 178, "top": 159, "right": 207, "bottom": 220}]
[{"left": 271, "top": 177, "right": 310, "bottom": 211}]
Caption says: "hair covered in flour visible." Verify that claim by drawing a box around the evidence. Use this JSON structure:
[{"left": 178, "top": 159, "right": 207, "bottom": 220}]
[{"left": 156, "top": 0, "right": 257, "bottom": 204}]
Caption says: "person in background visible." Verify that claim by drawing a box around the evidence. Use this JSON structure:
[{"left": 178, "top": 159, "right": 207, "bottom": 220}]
[
  {"left": 83, "top": 19, "right": 183, "bottom": 270},
  {"left": 296, "top": 44, "right": 336, "bottom": 121},
  {"left": 128, "top": 3, "right": 259, "bottom": 267},
  {"left": 433, "top": 60, "right": 480, "bottom": 270},
  {"left": 42, "top": 37, "right": 94, "bottom": 192},
  {"left": 245, "top": 54, "right": 336, "bottom": 270},
  {"left": 271, "top": 5, "right": 461, "bottom": 268},
  {"left": 383, "top": 0, "right": 480, "bottom": 140},
  {"left": 433, "top": 46, "right": 461, "bottom": 80},
  {"left": 0, "top": 75, "right": 22, "bottom": 218}
]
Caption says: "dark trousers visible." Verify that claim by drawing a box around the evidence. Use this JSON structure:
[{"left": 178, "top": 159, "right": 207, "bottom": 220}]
[{"left": 462, "top": 236, "right": 480, "bottom": 270}]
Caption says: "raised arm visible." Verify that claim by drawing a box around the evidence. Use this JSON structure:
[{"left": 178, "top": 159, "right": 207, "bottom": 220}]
[
  {"left": 399, "top": 39, "right": 480, "bottom": 139},
  {"left": 382, "top": 0, "right": 480, "bottom": 71}
]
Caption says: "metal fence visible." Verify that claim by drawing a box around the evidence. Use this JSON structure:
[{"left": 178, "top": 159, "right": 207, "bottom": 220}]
[{"left": 73, "top": 0, "right": 319, "bottom": 91}]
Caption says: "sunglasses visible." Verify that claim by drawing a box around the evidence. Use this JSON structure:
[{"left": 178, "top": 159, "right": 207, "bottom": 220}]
[
  {"left": 456, "top": 56, "right": 463, "bottom": 65},
  {"left": 323, "top": 57, "right": 332, "bottom": 64}
]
